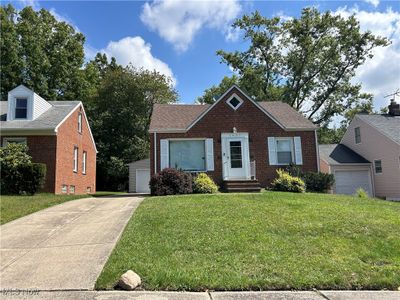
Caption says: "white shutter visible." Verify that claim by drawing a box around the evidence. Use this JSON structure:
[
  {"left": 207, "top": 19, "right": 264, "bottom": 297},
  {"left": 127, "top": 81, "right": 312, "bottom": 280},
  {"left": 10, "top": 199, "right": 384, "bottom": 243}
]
[
  {"left": 205, "top": 138, "right": 214, "bottom": 171},
  {"left": 268, "top": 137, "right": 277, "bottom": 165},
  {"left": 160, "top": 139, "right": 169, "bottom": 170},
  {"left": 294, "top": 136, "right": 303, "bottom": 165}
]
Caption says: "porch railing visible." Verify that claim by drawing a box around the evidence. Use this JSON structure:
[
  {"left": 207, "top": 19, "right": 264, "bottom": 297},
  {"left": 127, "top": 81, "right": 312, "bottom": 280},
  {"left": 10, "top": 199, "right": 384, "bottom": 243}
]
[{"left": 250, "top": 160, "right": 256, "bottom": 180}]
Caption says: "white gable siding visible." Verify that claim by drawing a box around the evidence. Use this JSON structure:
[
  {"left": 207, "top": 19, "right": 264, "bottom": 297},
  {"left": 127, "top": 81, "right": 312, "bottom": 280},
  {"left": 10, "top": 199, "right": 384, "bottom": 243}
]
[
  {"left": 32, "top": 93, "right": 52, "bottom": 119},
  {"left": 7, "top": 85, "right": 51, "bottom": 121},
  {"left": 342, "top": 116, "right": 400, "bottom": 199}
]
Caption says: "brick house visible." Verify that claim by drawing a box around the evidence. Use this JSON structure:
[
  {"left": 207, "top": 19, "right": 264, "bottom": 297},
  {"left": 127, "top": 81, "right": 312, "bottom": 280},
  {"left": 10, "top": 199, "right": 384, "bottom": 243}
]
[
  {"left": 148, "top": 85, "right": 319, "bottom": 191},
  {"left": 0, "top": 85, "right": 97, "bottom": 194}
]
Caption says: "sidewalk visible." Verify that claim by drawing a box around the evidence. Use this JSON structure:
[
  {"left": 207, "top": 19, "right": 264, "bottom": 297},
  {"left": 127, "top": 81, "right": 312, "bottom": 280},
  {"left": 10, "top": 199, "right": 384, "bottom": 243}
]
[{"left": 0, "top": 290, "right": 398, "bottom": 300}]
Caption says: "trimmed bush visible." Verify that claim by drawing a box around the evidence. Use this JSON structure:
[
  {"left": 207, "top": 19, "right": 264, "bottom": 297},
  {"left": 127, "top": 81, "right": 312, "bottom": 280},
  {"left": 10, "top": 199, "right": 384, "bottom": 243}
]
[
  {"left": 1, "top": 143, "right": 46, "bottom": 195},
  {"left": 302, "top": 172, "right": 335, "bottom": 193},
  {"left": 193, "top": 173, "right": 218, "bottom": 194},
  {"left": 355, "top": 188, "right": 369, "bottom": 199},
  {"left": 150, "top": 168, "right": 193, "bottom": 196},
  {"left": 271, "top": 169, "right": 305, "bottom": 193}
]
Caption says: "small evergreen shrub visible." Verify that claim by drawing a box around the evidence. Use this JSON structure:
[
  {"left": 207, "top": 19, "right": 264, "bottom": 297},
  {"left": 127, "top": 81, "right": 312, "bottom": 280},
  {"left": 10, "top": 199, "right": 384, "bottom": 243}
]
[
  {"left": 0, "top": 143, "right": 47, "bottom": 195},
  {"left": 302, "top": 172, "right": 335, "bottom": 193},
  {"left": 271, "top": 169, "right": 305, "bottom": 193},
  {"left": 150, "top": 168, "right": 193, "bottom": 196},
  {"left": 355, "top": 188, "right": 369, "bottom": 199},
  {"left": 193, "top": 173, "right": 218, "bottom": 194}
]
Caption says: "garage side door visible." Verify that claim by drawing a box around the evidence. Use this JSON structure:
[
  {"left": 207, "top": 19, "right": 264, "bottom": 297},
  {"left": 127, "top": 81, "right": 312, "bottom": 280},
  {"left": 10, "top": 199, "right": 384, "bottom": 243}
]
[
  {"left": 136, "top": 169, "right": 150, "bottom": 193},
  {"left": 335, "top": 170, "right": 372, "bottom": 196}
]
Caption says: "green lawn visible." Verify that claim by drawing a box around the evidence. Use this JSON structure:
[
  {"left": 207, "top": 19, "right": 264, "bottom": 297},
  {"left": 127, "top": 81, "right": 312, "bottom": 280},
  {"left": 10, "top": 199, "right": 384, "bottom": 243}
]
[
  {"left": 96, "top": 192, "right": 400, "bottom": 291},
  {"left": 0, "top": 191, "right": 125, "bottom": 224},
  {"left": 0, "top": 193, "right": 90, "bottom": 224}
]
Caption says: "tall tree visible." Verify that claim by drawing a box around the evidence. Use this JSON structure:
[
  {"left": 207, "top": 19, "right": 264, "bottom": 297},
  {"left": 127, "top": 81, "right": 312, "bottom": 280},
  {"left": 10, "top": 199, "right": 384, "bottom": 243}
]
[
  {"left": 215, "top": 8, "right": 389, "bottom": 125},
  {"left": 90, "top": 67, "right": 177, "bottom": 190},
  {"left": 0, "top": 4, "right": 85, "bottom": 101},
  {"left": 197, "top": 75, "right": 239, "bottom": 104}
]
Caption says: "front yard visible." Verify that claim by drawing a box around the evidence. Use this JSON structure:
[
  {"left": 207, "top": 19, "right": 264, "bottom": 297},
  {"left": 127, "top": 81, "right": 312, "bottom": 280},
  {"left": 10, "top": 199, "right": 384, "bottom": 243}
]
[{"left": 96, "top": 192, "right": 400, "bottom": 291}]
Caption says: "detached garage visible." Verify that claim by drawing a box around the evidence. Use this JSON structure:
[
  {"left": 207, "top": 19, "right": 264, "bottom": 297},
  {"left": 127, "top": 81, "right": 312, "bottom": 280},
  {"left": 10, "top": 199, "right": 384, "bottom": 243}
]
[
  {"left": 128, "top": 158, "right": 150, "bottom": 193},
  {"left": 319, "top": 144, "right": 374, "bottom": 196}
]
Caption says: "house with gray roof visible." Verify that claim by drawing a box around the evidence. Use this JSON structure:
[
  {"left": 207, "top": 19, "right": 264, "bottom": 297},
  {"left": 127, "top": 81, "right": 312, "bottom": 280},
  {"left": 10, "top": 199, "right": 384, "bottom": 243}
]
[
  {"left": 321, "top": 100, "right": 400, "bottom": 200},
  {"left": 1, "top": 85, "right": 97, "bottom": 194},
  {"left": 147, "top": 85, "right": 319, "bottom": 192}
]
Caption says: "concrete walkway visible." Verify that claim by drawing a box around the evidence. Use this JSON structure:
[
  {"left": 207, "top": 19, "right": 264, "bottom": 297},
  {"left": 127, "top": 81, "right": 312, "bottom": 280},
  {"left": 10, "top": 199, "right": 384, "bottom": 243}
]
[
  {"left": 0, "top": 196, "right": 143, "bottom": 290},
  {"left": 0, "top": 290, "right": 398, "bottom": 300}
]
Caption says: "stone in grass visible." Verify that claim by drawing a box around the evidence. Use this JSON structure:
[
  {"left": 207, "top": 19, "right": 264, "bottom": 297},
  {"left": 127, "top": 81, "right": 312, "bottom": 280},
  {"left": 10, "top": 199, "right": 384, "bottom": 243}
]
[{"left": 118, "top": 270, "right": 141, "bottom": 290}]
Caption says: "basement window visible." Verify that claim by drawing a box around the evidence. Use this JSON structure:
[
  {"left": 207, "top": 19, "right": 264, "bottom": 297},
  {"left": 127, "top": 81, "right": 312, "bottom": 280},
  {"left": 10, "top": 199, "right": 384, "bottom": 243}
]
[
  {"left": 61, "top": 185, "right": 68, "bottom": 194},
  {"left": 69, "top": 185, "right": 75, "bottom": 194}
]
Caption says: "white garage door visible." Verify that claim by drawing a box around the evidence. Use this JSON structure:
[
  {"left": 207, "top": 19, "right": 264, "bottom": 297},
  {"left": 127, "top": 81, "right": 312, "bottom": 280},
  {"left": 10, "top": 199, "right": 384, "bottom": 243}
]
[
  {"left": 136, "top": 169, "right": 150, "bottom": 193},
  {"left": 335, "top": 170, "right": 372, "bottom": 196}
]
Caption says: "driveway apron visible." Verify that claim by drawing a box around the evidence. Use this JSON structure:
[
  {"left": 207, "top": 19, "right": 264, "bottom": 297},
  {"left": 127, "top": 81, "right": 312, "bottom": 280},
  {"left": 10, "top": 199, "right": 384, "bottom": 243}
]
[{"left": 0, "top": 196, "right": 143, "bottom": 290}]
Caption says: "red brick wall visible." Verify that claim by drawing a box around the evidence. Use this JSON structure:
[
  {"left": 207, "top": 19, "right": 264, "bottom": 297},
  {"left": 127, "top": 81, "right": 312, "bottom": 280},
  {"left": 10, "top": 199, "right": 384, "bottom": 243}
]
[
  {"left": 55, "top": 105, "right": 96, "bottom": 194},
  {"left": 150, "top": 88, "right": 318, "bottom": 188},
  {"left": 1, "top": 135, "right": 57, "bottom": 192},
  {"left": 320, "top": 159, "right": 330, "bottom": 174}
]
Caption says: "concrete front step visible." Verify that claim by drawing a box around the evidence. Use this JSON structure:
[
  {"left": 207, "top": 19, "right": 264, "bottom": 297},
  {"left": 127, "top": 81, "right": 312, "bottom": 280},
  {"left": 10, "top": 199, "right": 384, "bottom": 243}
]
[{"left": 223, "top": 180, "right": 261, "bottom": 192}]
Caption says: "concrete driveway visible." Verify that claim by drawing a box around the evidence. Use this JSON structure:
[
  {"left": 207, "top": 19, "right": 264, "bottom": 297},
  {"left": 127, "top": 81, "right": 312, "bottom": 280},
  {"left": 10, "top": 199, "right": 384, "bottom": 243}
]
[{"left": 0, "top": 195, "right": 143, "bottom": 290}]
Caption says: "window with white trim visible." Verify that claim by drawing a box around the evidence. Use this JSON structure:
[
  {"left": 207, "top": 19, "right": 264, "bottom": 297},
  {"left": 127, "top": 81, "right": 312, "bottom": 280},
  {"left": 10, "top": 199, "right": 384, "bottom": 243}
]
[
  {"left": 73, "top": 146, "right": 78, "bottom": 172},
  {"left": 82, "top": 151, "right": 87, "bottom": 174},
  {"left": 15, "top": 98, "right": 28, "bottom": 119},
  {"left": 61, "top": 185, "right": 68, "bottom": 194},
  {"left": 3, "top": 137, "right": 27, "bottom": 147},
  {"left": 276, "top": 138, "right": 294, "bottom": 165},
  {"left": 374, "top": 159, "right": 382, "bottom": 174},
  {"left": 355, "top": 127, "right": 361, "bottom": 144},
  {"left": 169, "top": 140, "right": 206, "bottom": 171},
  {"left": 226, "top": 95, "right": 243, "bottom": 110},
  {"left": 78, "top": 112, "right": 82, "bottom": 133}
]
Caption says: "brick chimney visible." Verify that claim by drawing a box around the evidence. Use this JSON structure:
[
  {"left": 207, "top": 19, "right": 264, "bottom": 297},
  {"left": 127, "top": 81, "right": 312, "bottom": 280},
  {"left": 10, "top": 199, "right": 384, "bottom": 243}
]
[{"left": 388, "top": 99, "right": 400, "bottom": 116}]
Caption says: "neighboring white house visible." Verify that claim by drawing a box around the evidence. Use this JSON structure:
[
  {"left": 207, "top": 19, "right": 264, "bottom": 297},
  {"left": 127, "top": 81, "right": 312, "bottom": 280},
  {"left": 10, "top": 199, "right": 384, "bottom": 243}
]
[
  {"left": 339, "top": 100, "right": 400, "bottom": 200},
  {"left": 128, "top": 158, "right": 150, "bottom": 193}
]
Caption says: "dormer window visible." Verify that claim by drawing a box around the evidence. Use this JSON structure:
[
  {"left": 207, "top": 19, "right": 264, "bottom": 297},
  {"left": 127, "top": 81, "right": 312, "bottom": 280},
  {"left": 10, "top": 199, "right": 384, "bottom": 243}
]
[
  {"left": 15, "top": 98, "right": 28, "bottom": 119},
  {"left": 78, "top": 112, "right": 82, "bottom": 133},
  {"left": 226, "top": 95, "right": 243, "bottom": 110}
]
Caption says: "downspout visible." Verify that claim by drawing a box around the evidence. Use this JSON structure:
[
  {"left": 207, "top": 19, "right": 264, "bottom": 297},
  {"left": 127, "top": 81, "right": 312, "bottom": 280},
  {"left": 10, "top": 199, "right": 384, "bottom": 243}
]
[
  {"left": 154, "top": 132, "right": 157, "bottom": 174},
  {"left": 314, "top": 129, "right": 320, "bottom": 172}
]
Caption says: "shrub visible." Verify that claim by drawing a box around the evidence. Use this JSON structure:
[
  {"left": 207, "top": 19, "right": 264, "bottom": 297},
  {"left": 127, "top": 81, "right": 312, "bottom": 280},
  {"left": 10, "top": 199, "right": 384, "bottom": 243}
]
[
  {"left": 193, "top": 173, "right": 218, "bottom": 194},
  {"left": 271, "top": 169, "right": 305, "bottom": 193},
  {"left": 20, "top": 163, "right": 47, "bottom": 195},
  {"left": 302, "top": 172, "right": 335, "bottom": 193},
  {"left": 355, "top": 188, "right": 369, "bottom": 199},
  {"left": 150, "top": 168, "right": 193, "bottom": 196}
]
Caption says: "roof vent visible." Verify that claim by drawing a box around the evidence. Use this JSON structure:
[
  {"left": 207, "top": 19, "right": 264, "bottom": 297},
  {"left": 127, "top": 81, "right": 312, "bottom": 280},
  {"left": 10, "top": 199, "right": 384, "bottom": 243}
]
[{"left": 388, "top": 99, "right": 400, "bottom": 116}]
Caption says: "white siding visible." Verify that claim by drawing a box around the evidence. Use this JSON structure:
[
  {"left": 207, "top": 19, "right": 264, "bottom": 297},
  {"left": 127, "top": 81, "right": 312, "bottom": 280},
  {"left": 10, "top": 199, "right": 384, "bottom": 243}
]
[
  {"left": 32, "top": 93, "right": 52, "bottom": 119},
  {"left": 342, "top": 116, "right": 400, "bottom": 199},
  {"left": 7, "top": 85, "right": 51, "bottom": 121},
  {"left": 128, "top": 159, "right": 150, "bottom": 193}
]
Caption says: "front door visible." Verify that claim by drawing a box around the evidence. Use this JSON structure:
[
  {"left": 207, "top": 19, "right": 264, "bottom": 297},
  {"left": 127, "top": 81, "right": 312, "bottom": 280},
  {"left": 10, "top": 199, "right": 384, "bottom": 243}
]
[{"left": 221, "top": 133, "right": 250, "bottom": 180}]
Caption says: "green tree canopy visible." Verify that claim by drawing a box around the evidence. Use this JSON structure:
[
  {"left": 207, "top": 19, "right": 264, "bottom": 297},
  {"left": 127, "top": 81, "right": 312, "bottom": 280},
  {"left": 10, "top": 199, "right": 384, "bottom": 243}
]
[
  {"left": 0, "top": 4, "right": 86, "bottom": 101},
  {"left": 90, "top": 67, "right": 177, "bottom": 190},
  {"left": 211, "top": 8, "right": 389, "bottom": 125}
]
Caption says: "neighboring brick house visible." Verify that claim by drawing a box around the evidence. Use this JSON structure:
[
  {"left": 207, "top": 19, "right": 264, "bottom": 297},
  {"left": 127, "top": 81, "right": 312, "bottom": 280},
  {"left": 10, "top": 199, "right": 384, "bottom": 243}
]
[
  {"left": 148, "top": 85, "right": 319, "bottom": 191},
  {"left": 0, "top": 85, "right": 97, "bottom": 194}
]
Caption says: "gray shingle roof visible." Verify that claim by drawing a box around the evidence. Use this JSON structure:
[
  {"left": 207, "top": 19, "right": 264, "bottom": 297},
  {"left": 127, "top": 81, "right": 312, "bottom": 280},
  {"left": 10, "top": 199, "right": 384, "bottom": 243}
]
[
  {"left": 149, "top": 101, "right": 316, "bottom": 132},
  {"left": 319, "top": 144, "right": 370, "bottom": 165},
  {"left": 356, "top": 114, "right": 400, "bottom": 144},
  {"left": 0, "top": 101, "right": 80, "bottom": 131}
]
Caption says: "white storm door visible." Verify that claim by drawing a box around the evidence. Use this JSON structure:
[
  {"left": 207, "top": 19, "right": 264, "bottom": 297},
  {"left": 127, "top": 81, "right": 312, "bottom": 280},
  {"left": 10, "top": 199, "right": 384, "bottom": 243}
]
[{"left": 222, "top": 134, "right": 250, "bottom": 180}]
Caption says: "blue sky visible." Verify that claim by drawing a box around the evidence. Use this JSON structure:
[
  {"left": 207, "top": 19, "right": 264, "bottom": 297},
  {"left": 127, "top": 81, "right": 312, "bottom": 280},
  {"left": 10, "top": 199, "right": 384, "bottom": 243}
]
[{"left": 11, "top": 1, "right": 400, "bottom": 109}]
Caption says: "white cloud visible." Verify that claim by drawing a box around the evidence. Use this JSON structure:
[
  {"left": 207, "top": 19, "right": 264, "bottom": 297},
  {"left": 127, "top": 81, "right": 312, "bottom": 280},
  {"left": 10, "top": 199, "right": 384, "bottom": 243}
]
[
  {"left": 49, "top": 8, "right": 80, "bottom": 33},
  {"left": 140, "top": 0, "right": 241, "bottom": 52},
  {"left": 17, "top": 0, "right": 40, "bottom": 10},
  {"left": 101, "top": 36, "right": 176, "bottom": 85},
  {"left": 335, "top": 7, "right": 400, "bottom": 109},
  {"left": 364, "top": 0, "right": 380, "bottom": 8}
]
